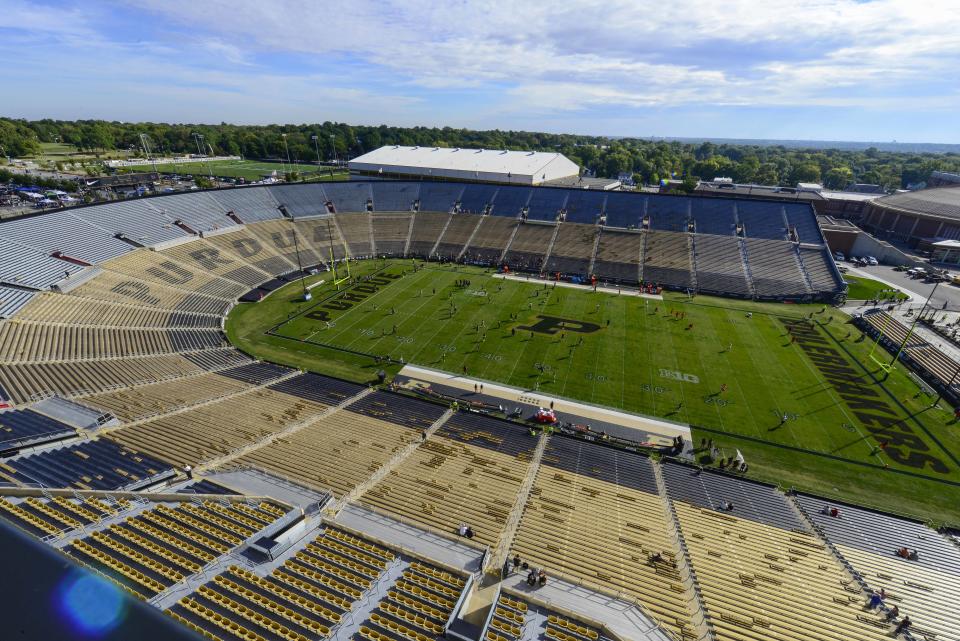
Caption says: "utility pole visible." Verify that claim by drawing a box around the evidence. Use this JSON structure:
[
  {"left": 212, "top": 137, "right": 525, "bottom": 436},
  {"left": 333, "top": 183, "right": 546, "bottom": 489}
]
[
  {"left": 278, "top": 205, "right": 310, "bottom": 301},
  {"left": 311, "top": 135, "right": 321, "bottom": 177}
]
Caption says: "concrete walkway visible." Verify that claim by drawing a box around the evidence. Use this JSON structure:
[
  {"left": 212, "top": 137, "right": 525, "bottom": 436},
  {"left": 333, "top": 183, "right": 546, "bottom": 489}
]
[{"left": 492, "top": 273, "right": 663, "bottom": 299}]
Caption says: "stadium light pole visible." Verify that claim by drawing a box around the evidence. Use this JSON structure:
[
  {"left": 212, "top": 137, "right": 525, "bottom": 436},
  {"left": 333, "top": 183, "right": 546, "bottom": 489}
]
[
  {"left": 281, "top": 134, "right": 294, "bottom": 181},
  {"left": 278, "top": 205, "right": 310, "bottom": 301},
  {"left": 329, "top": 135, "right": 337, "bottom": 167},
  {"left": 886, "top": 278, "right": 942, "bottom": 380},
  {"left": 311, "top": 135, "right": 321, "bottom": 170}
]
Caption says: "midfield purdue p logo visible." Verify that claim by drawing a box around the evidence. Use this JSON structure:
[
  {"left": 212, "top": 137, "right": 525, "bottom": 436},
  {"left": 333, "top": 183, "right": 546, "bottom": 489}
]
[{"left": 518, "top": 315, "right": 602, "bottom": 336}]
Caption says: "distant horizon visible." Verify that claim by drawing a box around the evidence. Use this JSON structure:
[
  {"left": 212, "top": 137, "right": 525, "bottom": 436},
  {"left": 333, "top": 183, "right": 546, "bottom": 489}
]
[{"left": 2, "top": 1, "right": 958, "bottom": 144}]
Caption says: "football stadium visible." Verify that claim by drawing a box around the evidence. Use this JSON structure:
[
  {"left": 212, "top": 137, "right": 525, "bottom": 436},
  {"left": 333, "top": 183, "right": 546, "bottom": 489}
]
[{"left": 3, "top": 176, "right": 960, "bottom": 641}]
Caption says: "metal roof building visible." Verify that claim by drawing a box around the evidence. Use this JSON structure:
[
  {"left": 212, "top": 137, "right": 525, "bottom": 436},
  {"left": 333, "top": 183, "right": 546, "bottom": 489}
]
[{"left": 348, "top": 145, "right": 580, "bottom": 185}]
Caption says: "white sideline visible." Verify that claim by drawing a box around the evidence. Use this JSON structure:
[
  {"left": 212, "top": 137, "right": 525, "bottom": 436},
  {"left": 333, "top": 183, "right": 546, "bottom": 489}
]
[{"left": 491, "top": 273, "right": 664, "bottom": 299}]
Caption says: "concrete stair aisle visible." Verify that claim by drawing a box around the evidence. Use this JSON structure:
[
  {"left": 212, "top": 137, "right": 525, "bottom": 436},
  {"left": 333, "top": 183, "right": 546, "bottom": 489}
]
[
  {"left": 429, "top": 213, "right": 454, "bottom": 258},
  {"left": 457, "top": 215, "right": 488, "bottom": 261}
]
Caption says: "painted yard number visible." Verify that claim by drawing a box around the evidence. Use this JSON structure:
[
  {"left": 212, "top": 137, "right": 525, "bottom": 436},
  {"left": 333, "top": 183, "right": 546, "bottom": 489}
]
[{"left": 659, "top": 369, "right": 699, "bottom": 384}]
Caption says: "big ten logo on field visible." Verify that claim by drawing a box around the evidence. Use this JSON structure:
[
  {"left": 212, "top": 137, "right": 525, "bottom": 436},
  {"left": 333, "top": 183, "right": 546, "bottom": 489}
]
[
  {"left": 303, "top": 272, "right": 404, "bottom": 323},
  {"left": 659, "top": 369, "right": 699, "bottom": 384},
  {"left": 518, "top": 315, "right": 601, "bottom": 336}
]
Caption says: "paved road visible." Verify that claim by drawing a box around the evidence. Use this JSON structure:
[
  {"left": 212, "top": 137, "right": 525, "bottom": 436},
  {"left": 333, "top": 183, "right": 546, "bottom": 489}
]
[{"left": 844, "top": 263, "right": 960, "bottom": 311}]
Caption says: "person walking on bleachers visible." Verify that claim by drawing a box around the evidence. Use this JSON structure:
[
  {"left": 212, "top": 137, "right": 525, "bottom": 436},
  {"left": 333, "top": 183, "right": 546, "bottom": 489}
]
[
  {"left": 885, "top": 605, "right": 900, "bottom": 621},
  {"left": 512, "top": 554, "right": 521, "bottom": 574},
  {"left": 893, "top": 616, "right": 912, "bottom": 636},
  {"left": 867, "top": 589, "right": 885, "bottom": 609}
]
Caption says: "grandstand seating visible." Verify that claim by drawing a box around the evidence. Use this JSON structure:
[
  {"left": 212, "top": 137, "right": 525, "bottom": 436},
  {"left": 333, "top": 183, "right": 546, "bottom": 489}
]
[
  {"left": 0, "top": 322, "right": 224, "bottom": 362},
  {"left": 0, "top": 210, "right": 133, "bottom": 265},
  {"left": 544, "top": 223, "right": 597, "bottom": 275},
  {"left": 502, "top": 223, "right": 554, "bottom": 272},
  {"left": 244, "top": 219, "right": 325, "bottom": 269},
  {"left": 0, "top": 408, "right": 75, "bottom": 452},
  {"left": 693, "top": 235, "right": 751, "bottom": 297},
  {"left": 236, "top": 392, "right": 442, "bottom": 496},
  {"left": 155, "top": 240, "right": 272, "bottom": 289},
  {"left": 69, "top": 499, "right": 287, "bottom": 599},
  {"left": 512, "top": 438, "right": 694, "bottom": 638},
  {"left": 744, "top": 239, "right": 809, "bottom": 298},
  {"left": 662, "top": 462, "right": 804, "bottom": 531},
  {"left": 359, "top": 555, "right": 466, "bottom": 641},
  {"left": 209, "top": 186, "right": 281, "bottom": 223},
  {"left": 372, "top": 182, "right": 419, "bottom": 212},
  {"left": 647, "top": 197, "right": 690, "bottom": 232},
  {"left": 324, "top": 182, "right": 373, "bottom": 213},
  {"left": 269, "top": 183, "right": 331, "bottom": 218},
  {"left": 435, "top": 214, "right": 482, "bottom": 260},
  {"left": 201, "top": 228, "right": 297, "bottom": 277},
  {"left": 0, "top": 350, "right": 251, "bottom": 404},
  {"left": 408, "top": 212, "right": 450, "bottom": 257},
  {"left": 74, "top": 200, "right": 189, "bottom": 245},
  {"left": 563, "top": 190, "right": 606, "bottom": 224},
  {"left": 107, "top": 385, "right": 335, "bottom": 467},
  {"left": 105, "top": 248, "right": 252, "bottom": 301},
  {"left": 0, "top": 438, "right": 173, "bottom": 490},
  {"left": 526, "top": 188, "right": 568, "bottom": 221},
  {"left": 177, "top": 479, "right": 236, "bottom": 494},
  {"left": 491, "top": 186, "right": 531, "bottom": 217},
  {"left": 335, "top": 212, "right": 374, "bottom": 257},
  {"left": 593, "top": 229, "right": 642, "bottom": 283},
  {"left": 72, "top": 269, "right": 230, "bottom": 316},
  {"left": 0, "top": 285, "right": 36, "bottom": 319},
  {"left": 168, "top": 526, "right": 392, "bottom": 639},
  {"left": 418, "top": 183, "right": 463, "bottom": 213},
  {"left": 737, "top": 201, "right": 788, "bottom": 240},
  {"left": 800, "top": 247, "right": 845, "bottom": 294},
  {"left": 486, "top": 593, "right": 607, "bottom": 641},
  {"left": 267, "top": 372, "right": 365, "bottom": 405},
  {"left": 0, "top": 494, "right": 127, "bottom": 539},
  {"left": 146, "top": 192, "right": 233, "bottom": 234},
  {"left": 785, "top": 203, "right": 824, "bottom": 244},
  {"left": 0, "top": 237, "right": 84, "bottom": 289},
  {"left": 691, "top": 199, "right": 737, "bottom": 236},
  {"left": 463, "top": 217, "right": 518, "bottom": 264},
  {"left": 293, "top": 217, "right": 347, "bottom": 261},
  {"left": 15, "top": 292, "right": 221, "bottom": 329},
  {"left": 372, "top": 214, "right": 413, "bottom": 256},
  {"left": 361, "top": 412, "right": 534, "bottom": 546},
  {"left": 673, "top": 500, "right": 889, "bottom": 641},
  {"left": 602, "top": 192, "right": 642, "bottom": 228},
  {"left": 460, "top": 184, "right": 500, "bottom": 214},
  {"left": 643, "top": 231, "right": 693, "bottom": 288}
]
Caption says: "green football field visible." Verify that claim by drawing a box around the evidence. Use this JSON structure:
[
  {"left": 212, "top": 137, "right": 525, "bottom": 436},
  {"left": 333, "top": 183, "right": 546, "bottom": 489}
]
[
  {"left": 121, "top": 159, "right": 348, "bottom": 181},
  {"left": 226, "top": 259, "right": 960, "bottom": 524}
]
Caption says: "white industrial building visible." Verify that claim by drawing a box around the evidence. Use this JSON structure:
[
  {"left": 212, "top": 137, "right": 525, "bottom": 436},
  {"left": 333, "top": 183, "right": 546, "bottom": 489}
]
[{"left": 348, "top": 145, "right": 581, "bottom": 185}]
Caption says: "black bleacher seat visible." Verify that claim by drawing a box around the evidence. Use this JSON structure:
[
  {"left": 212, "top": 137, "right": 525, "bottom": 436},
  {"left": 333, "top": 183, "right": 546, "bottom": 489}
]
[
  {"left": 269, "top": 184, "right": 330, "bottom": 217},
  {"left": 217, "top": 362, "right": 294, "bottom": 385},
  {"left": 267, "top": 372, "right": 365, "bottom": 405},
  {"left": 418, "top": 183, "right": 464, "bottom": 212},
  {"left": 662, "top": 461, "right": 804, "bottom": 531},
  {"left": 459, "top": 184, "right": 500, "bottom": 214},
  {"left": 785, "top": 202, "right": 823, "bottom": 243},
  {"left": 563, "top": 190, "right": 605, "bottom": 224},
  {"left": 602, "top": 192, "right": 642, "bottom": 228},
  {"left": 0, "top": 409, "right": 75, "bottom": 452},
  {"left": 182, "top": 349, "right": 254, "bottom": 372},
  {"left": 4, "top": 439, "right": 173, "bottom": 490},
  {"left": 737, "top": 200, "right": 788, "bottom": 240},
  {"left": 540, "top": 437, "right": 659, "bottom": 494},
  {"left": 346, "top": 391, "right": 447, "bottom": 428},
  {"left": 525, "top": 188, "right": 568, "bottom": 221},
  {"left": 795, "top": 494, "right": 960, "bottom": 575},
  {"left": 691, "top": 199, "right": 737, "bottom": 235},
  {"left": 371, "top": 182, "right": 419, "bottom": 211},
  {"left": 490, "top": 186, "right": 531, "bottom": 217},
  {"left": 323, "top": 182, "right": 372, "bottom": 212},
  {"left": 647, "top": 197, "right": 689, "bottom": 232},
  {"left": 437, "top": 412, "right": 537, "bottom": 457}
]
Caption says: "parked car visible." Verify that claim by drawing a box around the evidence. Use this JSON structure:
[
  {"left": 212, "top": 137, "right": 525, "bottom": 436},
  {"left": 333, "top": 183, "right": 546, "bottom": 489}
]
[
  {"left": 865, "top": 256, "right": 878, "bottom": 266},
  {"left": 833, "top": 251, "right": 845, "bottom": 261}
]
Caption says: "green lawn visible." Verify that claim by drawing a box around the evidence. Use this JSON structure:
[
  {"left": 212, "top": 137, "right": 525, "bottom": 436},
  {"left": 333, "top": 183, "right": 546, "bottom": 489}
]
[
  {"left": 844, "top": 274, "right": 908, "bottom": 301},
  {"left": 122, "top": 159, "right": 347, "bottom": 181},
  {"left": 226, "top": 260, "right": 960, "bottom": 525}
]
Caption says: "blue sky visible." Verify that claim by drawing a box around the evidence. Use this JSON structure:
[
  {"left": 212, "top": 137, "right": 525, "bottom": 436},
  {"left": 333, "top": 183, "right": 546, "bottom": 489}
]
[{"left": 2, "top": 0, "right": 959, "bottom": 142}]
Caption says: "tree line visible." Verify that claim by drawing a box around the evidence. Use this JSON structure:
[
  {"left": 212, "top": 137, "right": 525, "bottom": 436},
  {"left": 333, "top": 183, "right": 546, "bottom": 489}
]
[{"left": 3, "top": 117, "right": 960, "bottom": 190}]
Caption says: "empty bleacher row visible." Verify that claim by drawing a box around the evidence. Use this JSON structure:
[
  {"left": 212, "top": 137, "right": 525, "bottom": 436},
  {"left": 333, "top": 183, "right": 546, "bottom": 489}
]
[
  {"left": 0, "top": 493, "right": 133, "bottom": 539},
  {"left": 373, "top": 214, "right": 414, "bottom": 256},
  {"left": 672, "top": 500, "right": 890, "bottom": 641},
  {"left": 512, "top": 438, "right": 694, "bottom": 639},
  {"left": 693, "top": 235, "right": 751, "bottom": 297},
  {"left": 743, "top": 238, "right": 810, "bottom": 298},
  {"left": 462, "top": 216, "right": 517, "bottom": 264},
  {"left": 68, "top": 498, "right": 288, "bottom": 599},
  {"left": 106, "top": 379, "right": 344, "bottom": 468},
  {"left": 485, "top": 592, "right": 607, "bottom": 641},
  {"left": 0, "top": 438, "right": 174, "bottom": 490},
  {"left": 0, "top": 408, "right": 76, "bottom": 453},
  {"left": 235, "top": 392, "right": 440, "bottom": 497},
  {"left": 15, "top": 292, "right": 222, "bottom": 329},
  {"left": 643, "top": 231, "right": 693, "bottom": 289},
  {"left": 0, "top": 349, "right": 252, "bottom": 405},
  {"left": 858, "top": 310, "right": 960, "bottom": 400},
  {"left": 360, "top": 412, "right": 535, "bottom": 547}
]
